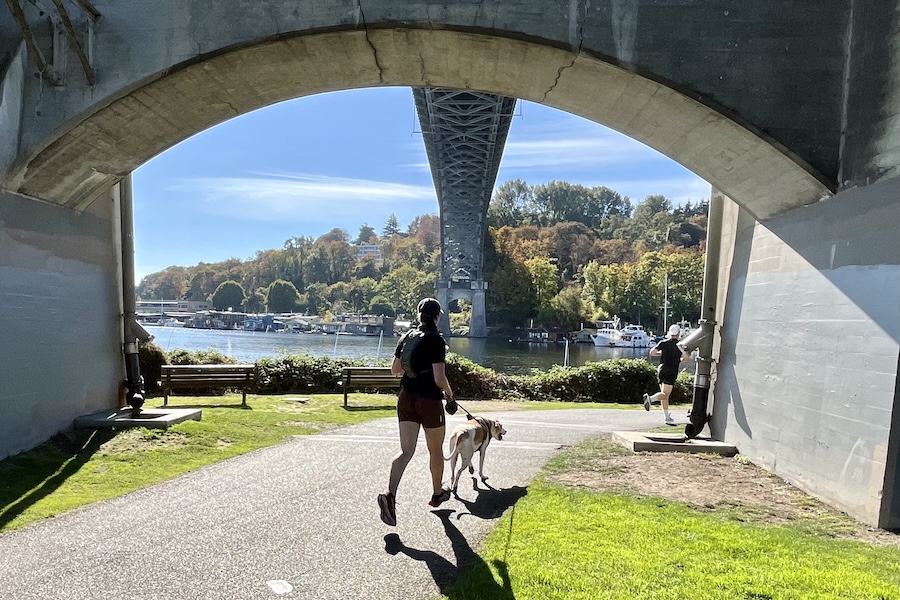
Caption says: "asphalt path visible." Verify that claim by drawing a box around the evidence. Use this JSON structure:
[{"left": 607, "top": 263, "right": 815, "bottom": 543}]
[{"left": 0, "top": 408, "right": 665, "bottom": 599}]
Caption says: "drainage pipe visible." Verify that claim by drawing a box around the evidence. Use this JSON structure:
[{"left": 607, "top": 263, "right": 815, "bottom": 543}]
[
  {"left": 677, "top": 190, "right": 724, "bottom": 438},
  {"left": 119, "top": 174, "right": 150, "bottom": 413}
]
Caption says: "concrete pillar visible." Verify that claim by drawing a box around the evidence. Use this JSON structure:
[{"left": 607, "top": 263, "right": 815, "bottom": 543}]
[
  {"left": 435, "top": 282, "right": 451, "bottom": 338},
  {"left": 469, "top": 287, "right": 487, "bottom": 338}
]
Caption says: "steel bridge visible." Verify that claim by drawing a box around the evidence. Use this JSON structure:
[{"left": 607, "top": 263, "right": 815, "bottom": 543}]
[{"left": 413, "top": 88, "right": 517, "bottom": 337}]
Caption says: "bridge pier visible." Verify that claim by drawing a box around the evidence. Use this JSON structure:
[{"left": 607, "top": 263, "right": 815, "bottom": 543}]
[{"left": 436, "top": 279, "right": 488, "bottom": 338}]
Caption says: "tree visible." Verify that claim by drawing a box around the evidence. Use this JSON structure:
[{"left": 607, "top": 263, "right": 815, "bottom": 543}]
[
  {"left": 487, "top": 179, "right": 534, "bottom": 227},
  {"left": 382, "top": 214, "right": 401, "bottom": 237},
  {"left": 212, "top": 280, "right": 245, "bottom": 311},
  {"left": 267, "top": 279, "right": 301, "bottom": 313},
  {"left": 628, "top": 195, "right": 675, "bottom": 251},
  {"left": 538, "top": 286, "right": 585, "bottom": 330},
  {"left": 355, "top": 223, "right": 377, "bottom": 244},
  {"left": 299, "top": 282, "right": 328, "bottom": 315},
  {"left": 138, "top": 267, "right": 189, "bottom": 300},
  {"left": 368, "top": 295, "right": 395, "bottom": 317},
  {"left": 485, "top": 257, "right": 537, "bottom": 328},
  {"left": 244, "top": 287, "right": 268, "bottom": 314},
  {"left": 282, "top": 236, "right": 314, "bottom": 291},
  {"left": 582, "top": 261, "right": 631, "bottom": 320},
  {"left": 327, "top": 281, "right": 353, "bottom": 313},
  {"left": 376, "top": 266, "right": 435, "bottom": 317},
  {"left": 524, "top": 257, "right": 559, "bottom": 309},
  {"left": 408, "top": 214, "right": 441, "bottom": 253},
  {"left": 348, "top": 277, "right": 378, "bottom": 313}
]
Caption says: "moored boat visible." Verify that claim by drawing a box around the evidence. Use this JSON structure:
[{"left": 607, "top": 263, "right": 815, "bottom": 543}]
[{"left": 592, "top": 322, "right": 652, "bottom": 348}]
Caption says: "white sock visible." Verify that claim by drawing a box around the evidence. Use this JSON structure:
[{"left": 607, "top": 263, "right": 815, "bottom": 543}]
[{"left": 663, "top": 409, "right": 671, "bottom": 419}]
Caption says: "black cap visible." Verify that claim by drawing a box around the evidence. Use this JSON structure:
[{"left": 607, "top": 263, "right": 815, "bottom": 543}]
[{"left": 417, "top": 297, "right": 442, "bottom": 317}]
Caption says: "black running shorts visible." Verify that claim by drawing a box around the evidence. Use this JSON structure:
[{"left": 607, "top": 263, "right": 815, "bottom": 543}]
[
  {"left": 397, "top": 387, "right": 445, "bottom": 429},
  {"left": 658, "top": 368, "right": 678, "bottom": 386}
]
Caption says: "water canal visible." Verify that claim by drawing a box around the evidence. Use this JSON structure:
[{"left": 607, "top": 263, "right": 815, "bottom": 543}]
[{"left": 145, "top": 326, "right": 694, "bottom": 375}]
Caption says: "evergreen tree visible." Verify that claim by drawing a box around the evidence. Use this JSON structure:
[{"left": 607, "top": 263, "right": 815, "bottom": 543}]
[{"left": 382, "top": 213, "right": 401, "bottom": 237}]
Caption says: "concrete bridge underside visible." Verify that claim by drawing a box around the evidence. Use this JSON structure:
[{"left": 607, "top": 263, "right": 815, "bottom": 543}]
[{"left": 1, "top": 1, "right": 899, "bottom": 529}]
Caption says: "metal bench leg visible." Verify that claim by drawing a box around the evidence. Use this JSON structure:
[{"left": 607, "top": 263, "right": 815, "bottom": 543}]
[
  {"left": 164, "top": 391, "right": 169, "bottom": 407},
  {"left": 242, "top": 389, "right": 247, "bottom": 407}
]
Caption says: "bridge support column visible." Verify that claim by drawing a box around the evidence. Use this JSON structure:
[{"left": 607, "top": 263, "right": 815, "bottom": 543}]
[
  {"left": 468, "top": 283, "right": 487, "bottom": 338},
  {"left": 435, "top": 279, "right": 488, "bottom": 338},
  {"left": 436, "top": 283, "right": 451, "bottom": 338}
]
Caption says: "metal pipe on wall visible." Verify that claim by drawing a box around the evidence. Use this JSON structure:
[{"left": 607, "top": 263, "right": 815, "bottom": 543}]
[
  {"left": 119, "top": 173, "right": 149, "bottom": 413},
  {"left": 678, "top": 190, "right": 724, "bottom": 438}
]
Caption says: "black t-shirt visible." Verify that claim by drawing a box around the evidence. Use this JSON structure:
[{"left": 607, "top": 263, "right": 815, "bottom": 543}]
[
  {"left": 654, "top": 338, "right": 682, "bottom": 373},
  {"left": 394, "top": 326, "right": 447, "bottom": 399}
]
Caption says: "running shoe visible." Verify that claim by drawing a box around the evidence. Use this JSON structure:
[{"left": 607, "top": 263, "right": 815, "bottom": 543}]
[
  {"left": 377, "top": 492, "right": 397, "bottom": 526},
  {"left": 428, "top": 487, "right": 451, "bottom": 507},
  {"left": 643, "top": 393, "right": 651, "bottom": 411}
]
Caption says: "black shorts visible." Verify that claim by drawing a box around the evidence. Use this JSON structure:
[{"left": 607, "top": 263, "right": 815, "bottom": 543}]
[
  {"left": 397, "top": 387, "right": 445, "bottom": 429},
  {"left": 658, "top": 368, "right": 678, "bottom": 386}
]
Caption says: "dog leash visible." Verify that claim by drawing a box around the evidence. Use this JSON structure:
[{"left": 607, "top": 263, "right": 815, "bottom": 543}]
[
  {"left": 452, "top": 399, "right": 475, "bottom": 420},
  {"left": 451, "top": 400, "right": 492, "bottom": 440}
]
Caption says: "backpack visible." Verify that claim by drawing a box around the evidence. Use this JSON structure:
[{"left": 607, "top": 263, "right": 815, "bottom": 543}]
[{"left": 399, "top": 329, "right": 434, "bottom": 378}]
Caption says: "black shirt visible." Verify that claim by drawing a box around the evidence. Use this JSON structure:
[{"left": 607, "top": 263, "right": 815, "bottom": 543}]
[
  {"left": 394, "top": 325, "right": 447, "bottom": 399},
  {"left": 654, "top": 338, "right": 683, "bottom": 373}
]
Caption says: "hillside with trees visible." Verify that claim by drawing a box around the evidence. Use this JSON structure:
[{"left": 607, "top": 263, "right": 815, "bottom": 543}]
[{"left": 136, "top": 179, "right": 708, "bottom": 335}]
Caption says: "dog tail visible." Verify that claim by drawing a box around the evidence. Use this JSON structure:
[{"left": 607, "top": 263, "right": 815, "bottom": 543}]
[{"left": 444, "top": 432, "right": 460, "bottom": 462}]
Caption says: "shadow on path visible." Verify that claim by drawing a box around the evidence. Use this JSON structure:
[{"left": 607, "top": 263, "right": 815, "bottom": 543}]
[{"left": 384, "top": 508, "right": 516, "bottom": 600}]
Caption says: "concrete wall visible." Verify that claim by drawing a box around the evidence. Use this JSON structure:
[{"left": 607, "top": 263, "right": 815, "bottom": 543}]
[
  {"left": 710, "top": 179, "right": 900, "bottom": 527},
  {"left": 0, "top": 192, "right": 122, "bottom": 460}
]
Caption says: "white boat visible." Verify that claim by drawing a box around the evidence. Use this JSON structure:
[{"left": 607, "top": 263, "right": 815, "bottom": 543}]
[
  {"left": 161, "top": 317, "right": 185, "bottom": 327},
  {"left": 611, "top": 324, "right": 652, "bottom": 347},
  {"left": 673, "top": 319, "right": 694, "bottom": 340},
  {"left": 590, "top": 320, "right": 621, "bottom": 346},
  {"left": 592, "top": 322, "right": 652, "bottom": 348}
]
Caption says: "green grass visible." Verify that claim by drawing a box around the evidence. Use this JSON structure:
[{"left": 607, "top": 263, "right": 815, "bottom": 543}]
[
  {"left": 0, "top": 393, "right": 397, "bottom": 532},
  {"left": 442, "top": 440, "right": 900, "bottom": 600}
]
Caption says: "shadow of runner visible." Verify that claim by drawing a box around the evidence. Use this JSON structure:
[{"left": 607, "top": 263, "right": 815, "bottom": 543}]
[
  {"left": 383, "top": 509, "right": 516, "bottom": 600},
  {"left": 0, "top": 429, "right": 115, "bottom": 530}
]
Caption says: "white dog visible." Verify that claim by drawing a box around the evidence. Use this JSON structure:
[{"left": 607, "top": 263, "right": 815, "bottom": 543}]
[{"left": 444, "top": 417, "right": 507, "bottom": 493}]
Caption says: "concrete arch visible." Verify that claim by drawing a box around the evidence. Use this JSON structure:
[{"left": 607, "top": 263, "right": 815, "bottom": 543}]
[{"left": 8, "top": 27, "right": 830, "bottom": 221}]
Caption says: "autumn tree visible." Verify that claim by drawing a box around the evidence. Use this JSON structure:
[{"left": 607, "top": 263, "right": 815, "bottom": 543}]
[
  {"left": 408, "top": 214, "right": 441, "bottom": 253},
  {"left": 524, "top": 257, "right": 559, "bottom": 310}
]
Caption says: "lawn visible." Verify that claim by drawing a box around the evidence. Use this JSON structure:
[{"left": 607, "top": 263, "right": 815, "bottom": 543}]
[{"left": 442, "top": 439, "right": 900, "bottom": 600}]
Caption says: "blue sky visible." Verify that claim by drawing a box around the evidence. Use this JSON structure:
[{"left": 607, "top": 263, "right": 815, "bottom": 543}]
[{"left": 133, "top": 86, "right": 710, "bottom": 281}]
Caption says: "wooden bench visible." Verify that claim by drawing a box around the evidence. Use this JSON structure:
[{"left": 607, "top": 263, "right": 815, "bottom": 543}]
[
  {"left": 340, "top": 367, "right": 400, "bottom": 406},
  {"left": 160, "top": 364, "right": 255, "bottom": 407}
]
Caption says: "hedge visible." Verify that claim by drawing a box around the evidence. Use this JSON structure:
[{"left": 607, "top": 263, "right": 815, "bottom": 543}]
[{"left": 137, "top": 342, "right": 693, "bottom": 404}]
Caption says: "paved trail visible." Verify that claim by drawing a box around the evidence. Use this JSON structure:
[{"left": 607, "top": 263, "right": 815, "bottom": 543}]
[{"left": 0, "top": 408, "right": 662, "bottom": 599}]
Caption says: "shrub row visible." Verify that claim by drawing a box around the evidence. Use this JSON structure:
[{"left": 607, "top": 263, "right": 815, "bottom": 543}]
[{"left": 138, "top": 341, "right": 693, "bottom": 404}]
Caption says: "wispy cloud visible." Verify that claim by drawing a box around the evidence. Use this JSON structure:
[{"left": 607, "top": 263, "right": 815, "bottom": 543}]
[{"left": 170, "top": 172, "right": 436, "bottom": 223}]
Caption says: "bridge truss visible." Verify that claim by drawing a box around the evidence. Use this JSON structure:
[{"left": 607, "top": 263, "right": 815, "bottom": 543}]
[{"left": 413, "top": 88, "right": 516, "bottom": 337}]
